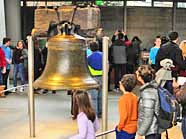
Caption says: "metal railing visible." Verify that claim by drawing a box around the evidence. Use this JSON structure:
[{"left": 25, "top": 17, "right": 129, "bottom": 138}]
[
  {"left": 96, "top": 129, "right": 115, "bottom": 138},
  {"left": 0, "top": 84, "right": 29, "bottom": 93}
]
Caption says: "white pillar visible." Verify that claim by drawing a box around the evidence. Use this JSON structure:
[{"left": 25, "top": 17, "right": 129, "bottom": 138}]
[
  {"left": 102, "top": 37, "right": 109, "bottom": 139},
  {"left": 4, "top": 0, "right": 21, "bottom": 45},
  {"left": 0, "top": 0, "right": 6, "bottom": 44},
  {"left": 27, "top": 36, "right": 35, "bottom": 137}
]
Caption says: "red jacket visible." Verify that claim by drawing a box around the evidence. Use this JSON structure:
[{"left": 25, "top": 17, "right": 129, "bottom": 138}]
[{"left": 0, "top": 48, "right": 6, "bottom": 68}]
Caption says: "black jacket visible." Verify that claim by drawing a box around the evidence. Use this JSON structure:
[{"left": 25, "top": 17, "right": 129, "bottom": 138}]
[
  {"left": 155, "top": 41, "right": 186, "bottom": 77},
  {"left": 12, "top": 48, "right": 24, "bottom": 64}
]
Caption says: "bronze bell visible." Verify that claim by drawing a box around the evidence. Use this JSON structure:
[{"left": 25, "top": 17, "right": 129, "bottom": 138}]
[{"left": 33, "top": 34, "right": 99, "bottom": 90}]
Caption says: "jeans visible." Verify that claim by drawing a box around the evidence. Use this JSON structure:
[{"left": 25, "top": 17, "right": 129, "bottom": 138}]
[
  {"left": 115, "top": 129, "right": 135, "bottom": 139},
  {"left": 145, "top": 134, "right": 161, "bottom": 139},
  {"left": 13, "top": 63, "right": 25, "bottom": 87},
  {"left": 89, "top": 76, "right": 102, "bottom": 116},
  {"left": 0, "top": 68, "right": 3, "bottom": 85},
  {"left": 182, "top": 117, "right": 186, "bottom": 139},
  {"left": 2, "top": 69, "right": 10, "bottom": 91}
]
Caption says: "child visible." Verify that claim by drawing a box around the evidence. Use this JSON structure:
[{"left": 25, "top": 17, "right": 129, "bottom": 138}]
[
  {"left": 70, "top": 90, "right": 99, "bottom": 139},
  {"left": 87, "top": 42, "right": 102, "bottom": 118},
  {"left": 116, "top": 74, "right": 138, "bottom": 139}
]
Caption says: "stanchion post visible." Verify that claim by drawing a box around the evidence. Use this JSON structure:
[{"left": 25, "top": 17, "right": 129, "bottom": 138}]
[
  {"left": 102, "top": 36, "right": 109, "bottom": 139},
  {"left": 27, "top": 36, "right": 35, "bottom": 137}
]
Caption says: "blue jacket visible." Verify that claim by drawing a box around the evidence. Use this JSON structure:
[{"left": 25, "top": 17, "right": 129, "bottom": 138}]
[{"left": 87, "top": 51, "right": 102, "bottom": 76}]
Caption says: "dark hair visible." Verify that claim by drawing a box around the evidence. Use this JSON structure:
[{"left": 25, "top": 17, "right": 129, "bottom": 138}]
[
  {"left": 156, "top": 35, "right": 161, "bottom": 39},
  {"left": 118, "top": 32, "right": 124, "bottom": 40},
  {"left": 168, "top": 31, "right": 178, "bottom": 41},
  {"left": 120, "top": 74, "right": 137, "bottom": 92},
  {"left": 136, "top": 65, "right": 155, "bottom": 83},
  {"left": 161, "top": 36, "right": 169, "bottom": 45},
  {"left": 131, "top": 36, "right": 141, "bottom": 43},
  {"left": 89, "top": 42, "right": 99, "bottom": 52},
  {"left": 73, "top": 90, "right": 96, "bottom": 123},
  {"left": 3, "top": 37, "right": 11, "bottom": 45}
]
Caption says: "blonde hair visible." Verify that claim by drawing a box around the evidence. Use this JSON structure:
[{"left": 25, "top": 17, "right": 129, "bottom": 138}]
[{"left": 180, "top": 40, "right": 186, "bottom": 58}]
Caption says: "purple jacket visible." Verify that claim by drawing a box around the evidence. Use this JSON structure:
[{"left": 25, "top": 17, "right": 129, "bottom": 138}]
[{"left": 70, "top": 112, "right": 99, "bottom": 139}]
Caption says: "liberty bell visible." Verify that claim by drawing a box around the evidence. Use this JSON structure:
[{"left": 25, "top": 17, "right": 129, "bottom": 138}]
[{"left": 33, "top": 22, "right": 99, "bottom": 91}]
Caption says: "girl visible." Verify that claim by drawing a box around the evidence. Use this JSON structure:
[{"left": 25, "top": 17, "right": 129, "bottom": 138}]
[{"left": 70, "top": 90, "right": 99, "bottom": 139}]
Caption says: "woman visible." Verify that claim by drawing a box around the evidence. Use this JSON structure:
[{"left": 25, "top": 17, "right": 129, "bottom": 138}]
[
  {"left": 12, "top": 40, "right": 27, "bottom": 92},
  {"left": 178, "top": 40, "right": 186, "bottom": 84}
]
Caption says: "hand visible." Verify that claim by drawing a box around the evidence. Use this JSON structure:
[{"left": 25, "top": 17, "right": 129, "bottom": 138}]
[
  {"left": 122, "top": 31, "right": 126, "bottom": 36},
  {"left": 135, "top": 133, "right": 144, "bottom": 139},
  {"left": 2, "top": 67, "right": 6, "bottom": 74},
  {"left": 20, "top": 56, "right": 23, "bottom": 59},
  {"left": 6, "top": 59, "right": 11, "bottom": 64},
  {"left": 172, "top": 78, "right": 179, "bottom": 88},
  {"left": 114, "top": 30, "right": 118, "bottom": 36}
]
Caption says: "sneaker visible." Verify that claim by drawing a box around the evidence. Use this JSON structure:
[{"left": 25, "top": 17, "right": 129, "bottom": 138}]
[
  {"left": 12, "top": 88, "right": 17, "bottom": 93},
  {"left": 20, "top": 87, "right": 24, "bottom": 92},
  {"left": 52, "top": 90, "right": 56, "bottom": 94},
  {"left": 42, "top": 89, "right": 48, "bottom": 94}
]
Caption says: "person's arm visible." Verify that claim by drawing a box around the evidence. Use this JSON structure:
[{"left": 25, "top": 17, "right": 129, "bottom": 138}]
[
  {"left": 155, "top": 48, "right": 163, "bottom": 71},
  {"left": 21, "top": 49, "right": 28, "bottom": 59},
  {"left": 149, "top": 48, "right": 153, "bottom": 64},
  {"left": 111, "top": 30, "right": 119, "bottom": 43},
  {"left": 175, "top": 48, "right": 186, "bottom": 70},
  {"left": 117, "top": 98, "right": 127, "bottom": 131},
  {"left": 137, "top": 89, "right": 156, "bottom": 136},
  {"left": 0, "top": 49, "right": 6, "bottom": 73},
  {"left": 111, "top": 35, "right": 116, "bottom": 43},
  {"left": 124, "top": 34, "right": 128, "bottom": 41},
  {"left": 93, "top": 117, "right": 99, "bottom": 132},
  {"left": 9, "top": 45, "right": 16, "bottom": 49},
  {"left": 70, "top": 113, "right": 88, "bottom": 139}
]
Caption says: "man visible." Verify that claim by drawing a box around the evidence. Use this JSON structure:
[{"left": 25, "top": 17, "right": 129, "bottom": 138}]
[
  {"left": 110, "top": 32, "right": 127, "bottom": 92},
  {"left": 155, "top": 31, "right": 186, "bottom": 94},
  {"left": 155, "top": 31, "right": 186, "bottom": 76},
  {"left": 149, "top": 36, "right": 161, "bottom": 69},
  {"left": 1, "top": 37, "right": 12, "bottom": 95}
]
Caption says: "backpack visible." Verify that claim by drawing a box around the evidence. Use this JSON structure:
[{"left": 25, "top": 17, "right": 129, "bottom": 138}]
[{"left": 156, "top": 87, "right": 181, "bottom": 130}]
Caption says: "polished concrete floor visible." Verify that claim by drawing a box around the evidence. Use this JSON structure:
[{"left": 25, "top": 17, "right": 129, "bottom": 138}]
[{"left": 0, "top": 87, "right": 183, "bottom": 139}]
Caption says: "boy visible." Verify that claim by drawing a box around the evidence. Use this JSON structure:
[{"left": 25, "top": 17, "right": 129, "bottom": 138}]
[{"left": 116, "top": 74, "right": 138, "bottom": 139}]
